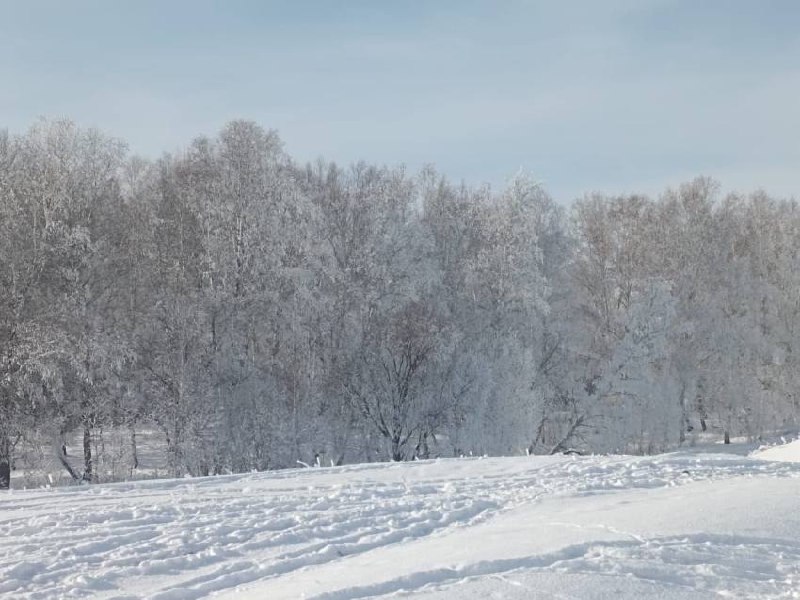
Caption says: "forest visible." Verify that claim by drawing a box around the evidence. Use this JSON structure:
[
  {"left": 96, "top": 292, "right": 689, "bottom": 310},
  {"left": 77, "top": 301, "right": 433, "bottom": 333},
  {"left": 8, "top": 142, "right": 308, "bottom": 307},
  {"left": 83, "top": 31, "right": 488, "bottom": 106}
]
[{"left": 1, "top": 118, "right": 798, "bottom": 486}]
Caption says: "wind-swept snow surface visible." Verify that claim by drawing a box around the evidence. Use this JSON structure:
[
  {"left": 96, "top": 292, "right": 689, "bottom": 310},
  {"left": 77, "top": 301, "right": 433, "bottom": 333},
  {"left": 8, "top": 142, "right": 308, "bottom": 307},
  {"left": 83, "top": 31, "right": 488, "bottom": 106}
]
[{"left": 1, "top": 451, "right": 799, "bottom": 599}]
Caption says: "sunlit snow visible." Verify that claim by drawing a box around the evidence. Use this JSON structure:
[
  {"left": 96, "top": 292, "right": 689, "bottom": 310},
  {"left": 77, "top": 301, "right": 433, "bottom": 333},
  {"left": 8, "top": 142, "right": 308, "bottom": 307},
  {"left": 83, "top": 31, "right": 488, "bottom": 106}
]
[{"left": 2, "top": 443, "right": 800, "bottom": 599}]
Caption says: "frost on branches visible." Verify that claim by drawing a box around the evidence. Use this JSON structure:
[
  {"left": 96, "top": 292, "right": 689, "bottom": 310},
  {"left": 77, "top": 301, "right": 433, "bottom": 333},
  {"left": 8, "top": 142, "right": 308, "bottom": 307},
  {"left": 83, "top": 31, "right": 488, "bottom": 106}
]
[{"left": 1, "top": 120, "right": 798, "bottom": 486}]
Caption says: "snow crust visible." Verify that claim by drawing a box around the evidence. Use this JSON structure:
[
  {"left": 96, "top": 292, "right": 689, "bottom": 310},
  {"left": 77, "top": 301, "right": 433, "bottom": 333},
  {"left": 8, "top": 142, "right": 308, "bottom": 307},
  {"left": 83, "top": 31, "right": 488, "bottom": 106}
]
[{"left": 1, "top": 451, "right": 799, "bottom": 599}]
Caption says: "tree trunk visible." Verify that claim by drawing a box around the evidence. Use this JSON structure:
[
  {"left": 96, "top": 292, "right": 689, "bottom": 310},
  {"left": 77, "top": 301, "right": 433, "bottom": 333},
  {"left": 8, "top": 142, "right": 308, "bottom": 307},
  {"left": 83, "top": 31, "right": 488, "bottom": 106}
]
[
  {"left": 414, "top": 431, "right": 430, "bottom": 459},
  {"left": 82, "top": 425, "right": 93, "bottom": 482},
  {"left": 391, "top": 433, "right": 403, "bottom": 461},
  {"left": 165, "top": 425, "right": 183, "bottom": 478},
  {"left": 549, "top": 413, "right": 586, "bottom": 455},
  {"left": 0, "top": 432, "right": 10, "bottom": 490},
  {"left": 57, "top": 444, "right": 81, "bottom": 482},
  {"left": 678, "top": 383, "right": 687, "bottom": 444},
  {"left": 130, "top": 427, "right": 139, "bottom": 469}
]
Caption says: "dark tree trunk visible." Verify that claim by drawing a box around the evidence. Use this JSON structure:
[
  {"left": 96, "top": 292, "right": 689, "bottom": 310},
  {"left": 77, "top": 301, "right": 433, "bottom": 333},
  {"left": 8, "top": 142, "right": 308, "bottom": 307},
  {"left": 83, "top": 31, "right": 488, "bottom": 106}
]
[
  {"left": 82, "top": 425, "right": 93, "bottom": 482},
  {"left": 0, "top": 421, "right": 12, "bottom": 489},
  {"left": 130, "top": 427, "right": 139, "bottom": 469},
  {"left": 0, "top": 460, "right": 9, "bottom": 490},
  {"left": 0, "top": 432, "right": 9, "bottom": 489},
  {"left": 391, "top": 440, "right": 403, "bottom": 462}
]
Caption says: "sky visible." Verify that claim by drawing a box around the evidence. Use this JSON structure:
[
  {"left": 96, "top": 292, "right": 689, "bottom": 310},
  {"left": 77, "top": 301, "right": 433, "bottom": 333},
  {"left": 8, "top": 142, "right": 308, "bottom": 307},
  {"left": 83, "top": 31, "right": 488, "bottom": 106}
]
[{"left": 1, "top": 0, "right": 798, "bottom": 203}]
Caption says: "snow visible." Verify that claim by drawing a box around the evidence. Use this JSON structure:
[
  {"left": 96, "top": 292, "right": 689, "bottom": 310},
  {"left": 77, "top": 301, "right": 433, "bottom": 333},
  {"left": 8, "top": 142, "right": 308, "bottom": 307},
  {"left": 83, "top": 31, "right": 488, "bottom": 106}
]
[
  {"left": 1, "top": 449, "right": 800, "bottom": 599},
  {"left": 752, "top": 438, "right": 800, "bottom": 464}
]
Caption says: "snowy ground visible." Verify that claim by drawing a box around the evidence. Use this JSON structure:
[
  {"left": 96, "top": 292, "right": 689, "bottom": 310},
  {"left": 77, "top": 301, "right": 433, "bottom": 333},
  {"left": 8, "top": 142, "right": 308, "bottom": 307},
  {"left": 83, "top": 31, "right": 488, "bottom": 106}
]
[{"left": 1, "top": 442, "right": 800, "bottom": 599}]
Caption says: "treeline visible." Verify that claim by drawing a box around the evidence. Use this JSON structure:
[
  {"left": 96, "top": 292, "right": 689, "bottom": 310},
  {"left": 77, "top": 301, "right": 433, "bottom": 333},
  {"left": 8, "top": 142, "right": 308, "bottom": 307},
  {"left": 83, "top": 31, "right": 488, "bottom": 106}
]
[{"left": 1, "top": 119, "right": 798, "bottom": 485}]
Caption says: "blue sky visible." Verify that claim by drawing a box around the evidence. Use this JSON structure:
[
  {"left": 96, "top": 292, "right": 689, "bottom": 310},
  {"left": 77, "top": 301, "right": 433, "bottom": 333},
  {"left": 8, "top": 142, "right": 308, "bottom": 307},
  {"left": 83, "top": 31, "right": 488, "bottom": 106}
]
[{"left": 2, "top": 0, "right": 798, "bottom": 202}]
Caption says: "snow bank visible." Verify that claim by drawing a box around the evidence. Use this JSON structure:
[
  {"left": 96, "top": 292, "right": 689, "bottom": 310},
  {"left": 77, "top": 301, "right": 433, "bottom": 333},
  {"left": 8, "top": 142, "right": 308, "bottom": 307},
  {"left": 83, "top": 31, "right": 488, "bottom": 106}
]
[{"left": 752, "top": 437, "right": 800, "bottom": 463}]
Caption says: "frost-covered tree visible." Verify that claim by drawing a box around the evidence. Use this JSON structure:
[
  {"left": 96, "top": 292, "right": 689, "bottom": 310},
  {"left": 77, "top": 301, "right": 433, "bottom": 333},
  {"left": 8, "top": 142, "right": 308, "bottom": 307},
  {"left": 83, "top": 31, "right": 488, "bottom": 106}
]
[
  {"left": 4, "top": 117, "right": 800, "bottom": 488},
  {"left": 1, "top": 120, "right": 133, "bottom": 482}
]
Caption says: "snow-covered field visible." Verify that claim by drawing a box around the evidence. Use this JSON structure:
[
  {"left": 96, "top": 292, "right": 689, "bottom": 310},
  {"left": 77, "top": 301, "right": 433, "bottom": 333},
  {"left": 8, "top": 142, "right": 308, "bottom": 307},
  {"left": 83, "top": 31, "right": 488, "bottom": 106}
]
[{"left": 2, "top": 442, "right": 800, "bottom": 599}]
